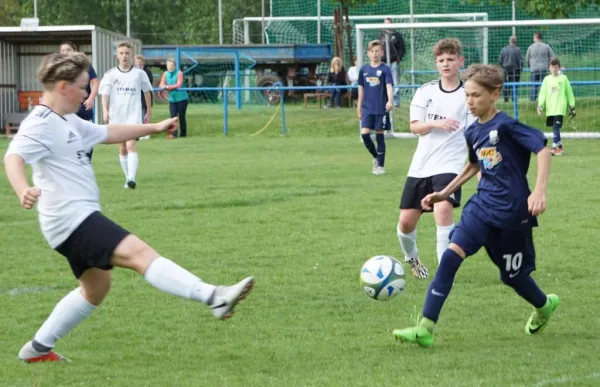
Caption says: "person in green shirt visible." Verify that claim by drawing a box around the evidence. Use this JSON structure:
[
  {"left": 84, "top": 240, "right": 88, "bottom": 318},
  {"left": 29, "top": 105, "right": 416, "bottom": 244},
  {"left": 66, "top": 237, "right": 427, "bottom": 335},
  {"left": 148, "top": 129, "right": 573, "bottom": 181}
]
[{"left": 537, "top": 58, "right": 575, "bottom": 156}]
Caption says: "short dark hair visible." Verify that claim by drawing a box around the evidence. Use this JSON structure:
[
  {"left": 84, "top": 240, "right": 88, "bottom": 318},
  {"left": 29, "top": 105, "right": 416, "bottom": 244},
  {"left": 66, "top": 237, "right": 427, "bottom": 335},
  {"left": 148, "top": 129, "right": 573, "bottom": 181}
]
[
  {"left": 534, "top": 32, "right": 543, "bottom": 40},
  {"left": 550, "top": 58, "right": 561, "bottom": 67},
  {"left": 60, "top": 40, "right": 77, "bottom": 51}
]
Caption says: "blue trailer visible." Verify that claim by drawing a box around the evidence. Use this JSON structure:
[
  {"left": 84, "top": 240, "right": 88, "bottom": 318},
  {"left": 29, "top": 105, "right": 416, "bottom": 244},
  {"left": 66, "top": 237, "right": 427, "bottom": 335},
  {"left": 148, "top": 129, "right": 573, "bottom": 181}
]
[{"left": 142, "top": 44, "right": 333, "bottom": 104}]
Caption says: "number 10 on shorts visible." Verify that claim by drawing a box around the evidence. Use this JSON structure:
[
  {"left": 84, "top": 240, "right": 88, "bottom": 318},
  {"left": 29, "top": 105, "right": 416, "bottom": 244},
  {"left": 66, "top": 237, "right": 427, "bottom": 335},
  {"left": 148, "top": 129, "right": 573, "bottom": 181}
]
[{"left": 503, "top": 252, "right": 523, "bottom": 273}]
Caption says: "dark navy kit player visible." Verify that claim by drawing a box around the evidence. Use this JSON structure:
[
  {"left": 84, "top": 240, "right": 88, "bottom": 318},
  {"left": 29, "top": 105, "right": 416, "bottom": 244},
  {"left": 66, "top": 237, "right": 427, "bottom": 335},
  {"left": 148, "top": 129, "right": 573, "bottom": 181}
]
[
  {"left": 393, "top": 64, "right": 559, "bottom": 347},
  {"left": 357, "top": 39, "right": 394, "bottom": 176}
]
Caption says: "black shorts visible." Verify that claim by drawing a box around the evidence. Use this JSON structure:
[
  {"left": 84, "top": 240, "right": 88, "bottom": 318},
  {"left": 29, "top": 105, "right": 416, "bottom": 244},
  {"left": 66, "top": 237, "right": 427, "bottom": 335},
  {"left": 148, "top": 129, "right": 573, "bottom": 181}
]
[
  {"left": 399, "top": 173, "right": 461, "bottom": 211},
  {"left": 55, "top": 211, "right": 130, "bottom": 278},
  {"left": 546, "top": 115, "right": 563, "bottom": 128}
]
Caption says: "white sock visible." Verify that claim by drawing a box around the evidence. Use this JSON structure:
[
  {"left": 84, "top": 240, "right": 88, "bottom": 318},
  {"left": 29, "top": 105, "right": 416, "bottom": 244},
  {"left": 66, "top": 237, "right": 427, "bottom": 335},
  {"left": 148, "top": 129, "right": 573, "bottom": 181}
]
[
  {"left": 119, "top": 155, "right": 129, "bottom": 179},
  {"left": 33, "top": 287, "right": 96, "bottom": 349},
  {"left": 436, "top": 224, "right": 455, "bottom": 264},
  {"left": 127, "top": 152, "right": 139, "bottom": 181},
  {"left": 144, "top": 257, "right": 216, "bottom": 304},
  {"left": 397, "top": 224, "right": 418, "bottom": 262}
]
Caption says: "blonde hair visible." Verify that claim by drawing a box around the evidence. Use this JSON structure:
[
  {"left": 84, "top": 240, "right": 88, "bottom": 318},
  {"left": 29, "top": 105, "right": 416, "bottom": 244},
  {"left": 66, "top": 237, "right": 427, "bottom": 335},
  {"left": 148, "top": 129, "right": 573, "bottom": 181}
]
[
  {"left": 37, "top": 52, "right": 89, "bottom": 87},
  {"left": 367, "top": 40, "right": 382, "bottom": 51},
  {"left": 463, "top": 64, "right": 504, "bottom": 92},
  {"left": 117, "top": 41, "right": 133, "bottom": 50},
  {"left": 134, "top": 54, "right": 145, "bottom": 62},
  {"left": 433, "top": 38, "right": 463, "bottom": 57},
  {"left": 330, "top": 57, "right": 343, "bottom": 72}
]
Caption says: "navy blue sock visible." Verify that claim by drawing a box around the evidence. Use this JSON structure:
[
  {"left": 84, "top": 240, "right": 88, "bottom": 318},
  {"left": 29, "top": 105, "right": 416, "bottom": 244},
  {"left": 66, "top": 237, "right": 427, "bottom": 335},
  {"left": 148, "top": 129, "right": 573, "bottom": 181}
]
[
  {"left": 375, "top": 133, "right": 386, "bottom": 167},
  {"left": 504, "top": 275, "right": 547, "bottom": 308},
  {"left": 552, "top": 122, "right": 562, "bottom": 145},
  {"left": 361, "top": 133, "right": 378, "bottom": 158},
  {"left": 422, "top": 249, "right": 463, "bottom": 323}
]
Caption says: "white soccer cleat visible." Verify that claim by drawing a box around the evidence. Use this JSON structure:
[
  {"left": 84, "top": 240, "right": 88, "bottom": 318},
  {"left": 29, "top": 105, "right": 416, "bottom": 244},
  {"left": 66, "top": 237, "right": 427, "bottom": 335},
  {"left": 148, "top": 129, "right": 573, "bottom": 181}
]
[
  {"left": 375, "top": 166, "right": 386, "bottom": 175},
  {"left": 372, "top": 159, "right": 379, "bottom": 174},
  {"left": 18, "top": 341, "right": 70, "bottom": 363},
  {"left": 210, "top": 276, "right": 254, "bottom": 320}
]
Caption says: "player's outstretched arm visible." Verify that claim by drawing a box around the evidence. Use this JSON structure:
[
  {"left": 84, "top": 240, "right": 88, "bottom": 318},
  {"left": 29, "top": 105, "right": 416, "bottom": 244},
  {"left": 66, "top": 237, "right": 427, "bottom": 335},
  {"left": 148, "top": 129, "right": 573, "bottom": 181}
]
[
  {"left": 104, "top": 117, "right": 178, "bottom": 144},
  {"left": 421, "top": 162, "right": 480, "bottom": 210},
  {"left": 4, "top": 154, "right": 41, "bottom": 209},
  {"left": 528, "top": 148, "right": 552, "bottom": 216}
]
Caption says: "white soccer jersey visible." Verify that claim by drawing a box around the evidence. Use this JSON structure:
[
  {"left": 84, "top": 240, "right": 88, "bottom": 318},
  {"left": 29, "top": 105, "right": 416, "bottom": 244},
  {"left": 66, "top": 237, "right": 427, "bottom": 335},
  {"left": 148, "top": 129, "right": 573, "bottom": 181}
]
[
  {"left": 4, "top": 105, "right": 108, "bottom": 248},
  {"left": 99, "top": 67, "right": 152, "bottom": 124},
  {"left": 407, "top": 79, "right": 476, "bottom": 178}
]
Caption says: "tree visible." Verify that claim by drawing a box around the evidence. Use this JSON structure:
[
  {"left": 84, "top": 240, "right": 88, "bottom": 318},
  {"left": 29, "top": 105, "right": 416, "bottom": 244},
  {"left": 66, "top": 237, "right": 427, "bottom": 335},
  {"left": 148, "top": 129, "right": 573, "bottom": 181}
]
[
  {"left": 467, "top": 0, "right": 600, "bottom": 19},
  {"left": 328, "top": 0, "right": 377, "bottom": 65}
]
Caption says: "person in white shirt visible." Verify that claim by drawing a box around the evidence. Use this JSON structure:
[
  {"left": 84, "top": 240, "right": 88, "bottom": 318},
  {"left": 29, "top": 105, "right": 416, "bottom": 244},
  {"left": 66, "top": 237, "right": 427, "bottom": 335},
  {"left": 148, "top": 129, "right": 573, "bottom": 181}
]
[
  {"left": 99, "top": 41, "right": 152, "bottom": 189},
  {"left": 5, "top": 53, "right": 254, "bottom": 363},
  {"left": 398, "top": 38, "right": 475, "bottom": 279}
]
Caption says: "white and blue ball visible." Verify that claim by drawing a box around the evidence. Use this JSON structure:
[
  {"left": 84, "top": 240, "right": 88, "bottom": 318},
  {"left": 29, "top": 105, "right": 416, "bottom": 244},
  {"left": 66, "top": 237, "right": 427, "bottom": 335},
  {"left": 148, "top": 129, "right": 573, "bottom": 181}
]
[{"left": 360, "top": 255, "right": 406, "bottom": 300}]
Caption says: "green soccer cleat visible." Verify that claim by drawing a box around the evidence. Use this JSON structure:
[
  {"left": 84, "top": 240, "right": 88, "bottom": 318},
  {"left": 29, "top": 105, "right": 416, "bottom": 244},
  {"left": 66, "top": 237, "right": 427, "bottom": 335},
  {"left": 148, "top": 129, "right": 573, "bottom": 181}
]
[
  {"left": 526, "top": 294, "right": 560, "bottom": 335},
  {"left": 393, "top": 326, "right": 435, "bottom": 348}
]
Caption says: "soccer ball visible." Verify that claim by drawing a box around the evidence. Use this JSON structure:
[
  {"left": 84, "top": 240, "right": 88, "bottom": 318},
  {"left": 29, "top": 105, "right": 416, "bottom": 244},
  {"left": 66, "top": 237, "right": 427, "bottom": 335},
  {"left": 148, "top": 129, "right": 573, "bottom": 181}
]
[{"left": 360, "top": 255, "right": 406, "bottom": 300}]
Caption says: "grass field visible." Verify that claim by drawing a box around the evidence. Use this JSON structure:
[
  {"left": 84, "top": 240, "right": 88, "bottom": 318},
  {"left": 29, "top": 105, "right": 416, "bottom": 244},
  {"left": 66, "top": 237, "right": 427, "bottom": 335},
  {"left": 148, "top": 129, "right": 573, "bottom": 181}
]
[
  {"left": 1, "top": 105, "right": 600, "bottom": 386},
  {"left": 173, "top": 97, "right": 600, "bottom": 137}
]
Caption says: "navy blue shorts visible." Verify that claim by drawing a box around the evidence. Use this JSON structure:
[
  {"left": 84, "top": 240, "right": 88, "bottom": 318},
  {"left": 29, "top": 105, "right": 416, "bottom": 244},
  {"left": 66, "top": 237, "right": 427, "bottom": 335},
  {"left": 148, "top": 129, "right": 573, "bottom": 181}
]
[
  {"left": 450, "top": 205, "right": 536, "bottom": 282},
  {"left": 361, "top": 113, "right": 390, "bottom": 130}
]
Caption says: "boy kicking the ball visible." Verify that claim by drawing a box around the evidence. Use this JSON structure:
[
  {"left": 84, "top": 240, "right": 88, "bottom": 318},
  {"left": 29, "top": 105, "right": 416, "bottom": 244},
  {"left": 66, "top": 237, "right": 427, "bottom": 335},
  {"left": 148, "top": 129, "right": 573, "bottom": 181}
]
[
  {"left": 397, "top": 38, "right": 475, "bottom": 279},
  {"left": 357, "top": 40, "right": 394, "bottom": 175},
  {"left": 393, "top": 64, "right": 558, "bottom": 347},
  {"left": 5, "top": 53, "right": 254, "bottom": 363}
]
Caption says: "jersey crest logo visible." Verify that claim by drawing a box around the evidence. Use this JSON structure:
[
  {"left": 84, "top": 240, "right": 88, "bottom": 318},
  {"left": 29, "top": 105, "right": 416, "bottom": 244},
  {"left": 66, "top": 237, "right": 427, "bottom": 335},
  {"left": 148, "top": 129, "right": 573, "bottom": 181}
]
[
  {"left": 478, "top": 147, "right": 502, "bottom": 169},
  {"left": 489, "top": 129, "right": 499, "bottom": 145},
  {"left": 376, "top": 70, "right": 382, "bottom": 77},
  {"left": 366, "top": 77, "right": 380, "bottom": 87}
]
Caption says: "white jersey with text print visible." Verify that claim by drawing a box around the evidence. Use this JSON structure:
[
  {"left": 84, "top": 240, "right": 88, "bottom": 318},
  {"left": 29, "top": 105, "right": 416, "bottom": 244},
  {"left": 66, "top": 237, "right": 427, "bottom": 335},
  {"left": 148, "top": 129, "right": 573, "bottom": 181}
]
[
  {"left": 407, "top": 79, "right": 476, "bottom": 178},
  {"left": 99, "top": 66, "right": 152, "bottom": 124},
  {"left": 4, "top": 105, "right": 108, "bottom": 248}
]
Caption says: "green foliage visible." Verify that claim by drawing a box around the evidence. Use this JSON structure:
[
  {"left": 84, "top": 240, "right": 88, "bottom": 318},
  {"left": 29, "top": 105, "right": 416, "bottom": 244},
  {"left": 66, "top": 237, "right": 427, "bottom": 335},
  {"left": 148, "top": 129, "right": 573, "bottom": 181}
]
[
  {"left": 466, "top": 0, "right": 600, "bottom": 19},
  {"left": 0, "top": 0, "right": 264, "bottom": 44}
]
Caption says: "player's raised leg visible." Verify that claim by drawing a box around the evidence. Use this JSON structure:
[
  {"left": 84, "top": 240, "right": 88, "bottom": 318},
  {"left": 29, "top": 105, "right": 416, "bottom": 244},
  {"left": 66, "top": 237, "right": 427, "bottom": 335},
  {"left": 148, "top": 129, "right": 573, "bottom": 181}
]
[
  {"left": 397, "top": 208, "right": 428, "bottom": 279},
  {"left": 489, "top": 228, "right": 559, "bottom": 335},
  {"left": 111, "top": 233, "right": 254, "bottom": 320}
]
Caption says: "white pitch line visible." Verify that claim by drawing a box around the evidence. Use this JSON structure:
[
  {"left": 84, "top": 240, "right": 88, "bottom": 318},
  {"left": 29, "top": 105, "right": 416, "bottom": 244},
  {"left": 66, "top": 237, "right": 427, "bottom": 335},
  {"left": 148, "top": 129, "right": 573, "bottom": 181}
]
[{"left": 533, "top": 371, "right": 600, "bottom": 386}]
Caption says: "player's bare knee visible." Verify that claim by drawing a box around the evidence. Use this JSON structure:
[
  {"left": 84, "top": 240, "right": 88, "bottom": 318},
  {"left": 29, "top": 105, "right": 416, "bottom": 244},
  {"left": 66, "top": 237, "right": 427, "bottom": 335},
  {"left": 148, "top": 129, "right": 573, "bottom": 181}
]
[
  {"left": 126, "top": 141, "right": 136, "bottom": 153},
  {"left": 111, "top": 234, "right": 158, "bottom": 274},
  {"left": 448, "top": 243, "right": 466, "bottom": 259},
  {"left": 78, "top": 268, "right": 111, "bottom": 306},
  {"left": 398, "top": 210, "right": 420, "bottom": 233},
  {"left": 433, "top": 202, "right": 454, "bottom": 226},
  {"left": 119, "top": 143, "right": 128, "bottom": 155}
]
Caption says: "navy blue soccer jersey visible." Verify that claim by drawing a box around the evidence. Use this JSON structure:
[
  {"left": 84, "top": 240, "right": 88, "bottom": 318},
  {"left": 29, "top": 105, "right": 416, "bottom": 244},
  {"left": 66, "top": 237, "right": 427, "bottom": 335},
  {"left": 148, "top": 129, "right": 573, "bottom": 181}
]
[
  {"left": 464, "top": 111, "right": 547, "bottom": 230},
  {"left": 77, "top": 65, "right": 98, "bottom": 121},
  {"left": 358, "top": 63, "right": 394, "bottom": 115}
]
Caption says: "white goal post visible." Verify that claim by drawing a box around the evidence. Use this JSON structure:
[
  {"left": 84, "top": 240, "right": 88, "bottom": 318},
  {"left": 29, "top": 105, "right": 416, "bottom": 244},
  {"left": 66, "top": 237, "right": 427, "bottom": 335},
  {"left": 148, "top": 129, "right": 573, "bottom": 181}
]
[
  {"left": 233, "top": 13, "right": 488, "bottom": 45},
  {"left": 356, "top": 17, "right": 600, "bottom": 139}
]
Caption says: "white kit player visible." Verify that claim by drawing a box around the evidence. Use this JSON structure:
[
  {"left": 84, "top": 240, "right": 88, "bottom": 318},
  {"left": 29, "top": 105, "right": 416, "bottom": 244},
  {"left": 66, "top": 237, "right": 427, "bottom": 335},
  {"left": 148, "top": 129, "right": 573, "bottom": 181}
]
[
  {"left": 100, "top": 41, "right": 152, "bottom": 189},
  {"left": 396, "top": 38, "right": 475, "bottom": 279},
  {"left": 5, "top": 53, "right": 254, "bottom": 363}
]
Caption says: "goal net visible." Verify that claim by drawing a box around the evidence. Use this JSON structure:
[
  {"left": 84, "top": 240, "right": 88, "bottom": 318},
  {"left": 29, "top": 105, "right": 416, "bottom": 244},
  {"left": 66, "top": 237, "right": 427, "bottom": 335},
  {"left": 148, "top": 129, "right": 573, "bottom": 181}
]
[
  {"left": 356, "top": 18, "right": 600, "bottom": 137},
  {"left": 232, "top": 13, "right": 488, "bottom": 46}
]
